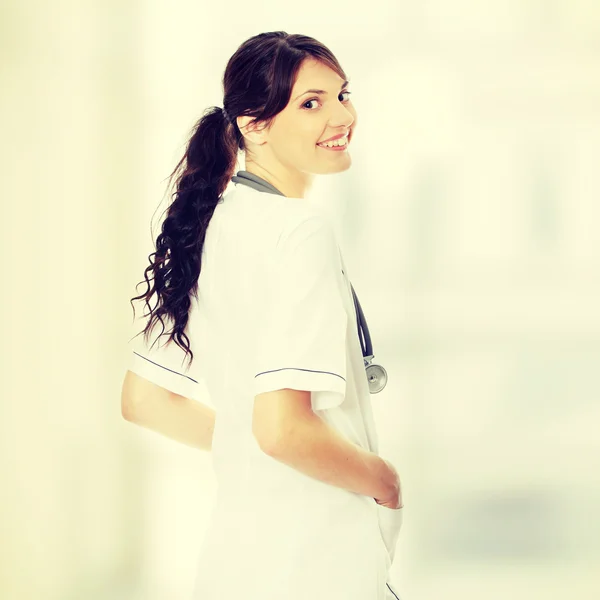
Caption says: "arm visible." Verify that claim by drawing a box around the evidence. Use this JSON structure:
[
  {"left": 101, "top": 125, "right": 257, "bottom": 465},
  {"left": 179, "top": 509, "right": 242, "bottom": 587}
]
[
  {"left": 253, "top": 388, "right": 397, "bottom": 500},
  {"left": 251, "top": 216, "right": 397, "bottom": 499},
  {"left": 121, "top": 370, "right": 216, "bottom": 452}
]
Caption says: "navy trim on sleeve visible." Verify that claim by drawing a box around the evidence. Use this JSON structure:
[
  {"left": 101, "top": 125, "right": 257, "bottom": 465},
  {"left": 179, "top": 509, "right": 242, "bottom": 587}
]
[
  {"left": 132, "top": 351, "right": 199, "bottom": 384},
  {"left": 254, "top": 367, "right": 345, "bottom": 381}
]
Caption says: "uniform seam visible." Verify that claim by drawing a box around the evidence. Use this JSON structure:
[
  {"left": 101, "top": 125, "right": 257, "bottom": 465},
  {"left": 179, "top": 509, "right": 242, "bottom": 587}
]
[
  {"left": 254, "top": 366, "right": 345, "bottom": 381},
  {"left": 132, "top": 351, "right": 199, "bottom": 384}
]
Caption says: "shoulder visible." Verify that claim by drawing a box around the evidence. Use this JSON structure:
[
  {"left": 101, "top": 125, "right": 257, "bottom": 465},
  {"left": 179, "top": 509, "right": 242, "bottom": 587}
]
[
  {"left": 274, "top": 203, "right": 337, "bottom": 254},
  {"left": 221, "top": 183, "right": 337, "bottom": 255},
  {"left": 269, "top": 208, "right": 341, "bottom": 284}
]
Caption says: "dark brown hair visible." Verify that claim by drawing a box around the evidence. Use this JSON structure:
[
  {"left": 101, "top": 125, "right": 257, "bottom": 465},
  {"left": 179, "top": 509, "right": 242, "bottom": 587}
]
[{"left": 130, "top": 31, "right": 348, "bottom": 368}]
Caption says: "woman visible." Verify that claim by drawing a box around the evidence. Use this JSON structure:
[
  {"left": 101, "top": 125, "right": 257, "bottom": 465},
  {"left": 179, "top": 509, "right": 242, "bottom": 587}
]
[{"left": 121, "top": 31, "right": 404, "bottom": 600}]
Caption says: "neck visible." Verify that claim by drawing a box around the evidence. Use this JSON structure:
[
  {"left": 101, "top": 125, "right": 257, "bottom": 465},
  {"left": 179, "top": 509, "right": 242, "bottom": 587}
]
[{"left": 243, "top": 162, "right": 313, "bottom": 199}]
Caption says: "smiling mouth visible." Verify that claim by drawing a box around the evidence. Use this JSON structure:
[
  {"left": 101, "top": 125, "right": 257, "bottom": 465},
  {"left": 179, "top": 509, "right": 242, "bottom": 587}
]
[
  {"left": 316, "top": 134, "right": 351, "bottom": 149},
  {"left": 316, "top": 130, "right": 352, "bottom": 148},
  {"left": 317, "top": 139, "right": 348, "bottom": 149}
]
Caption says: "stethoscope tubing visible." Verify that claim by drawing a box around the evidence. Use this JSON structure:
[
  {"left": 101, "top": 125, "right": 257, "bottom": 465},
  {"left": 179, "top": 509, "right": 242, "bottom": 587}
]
[{"left": 350, "top": 283, "right": 372, "bottom": 359}]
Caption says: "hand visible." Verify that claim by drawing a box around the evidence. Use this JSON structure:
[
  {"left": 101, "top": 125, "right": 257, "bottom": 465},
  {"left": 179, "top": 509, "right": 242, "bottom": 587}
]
[{"left": 374, "top": 458, "right": 403, "bottom": 509}]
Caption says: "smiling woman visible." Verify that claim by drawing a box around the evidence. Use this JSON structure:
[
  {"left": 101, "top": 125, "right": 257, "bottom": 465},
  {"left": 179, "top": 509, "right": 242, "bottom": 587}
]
[{"left": 122, "top": 30, "right": 403, "bottom": 600}]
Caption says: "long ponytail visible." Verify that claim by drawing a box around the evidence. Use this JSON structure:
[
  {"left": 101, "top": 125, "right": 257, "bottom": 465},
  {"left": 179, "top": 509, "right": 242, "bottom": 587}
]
[{"left": 129, "top": 107, "right": 237, "bottom": 367}]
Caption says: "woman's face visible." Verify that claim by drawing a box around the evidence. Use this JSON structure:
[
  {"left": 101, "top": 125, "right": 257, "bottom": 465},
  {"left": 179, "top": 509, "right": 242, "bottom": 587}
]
[
  {"left": 241, "top": 58, "right": 357, "bottom": 184},
  {"left": 269, "top": 58, "right": 357, "bottom": 175}
]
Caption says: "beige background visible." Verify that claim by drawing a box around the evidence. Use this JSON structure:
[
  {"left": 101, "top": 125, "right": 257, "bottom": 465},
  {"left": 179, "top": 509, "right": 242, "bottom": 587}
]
[{"left": 1, "top": 1, "right": 599, "bottom": 599}]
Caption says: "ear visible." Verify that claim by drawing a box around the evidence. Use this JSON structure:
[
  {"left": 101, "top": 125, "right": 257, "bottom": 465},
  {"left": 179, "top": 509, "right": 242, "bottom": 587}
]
[{"left": 237, "top": 115, "right": 269, "bottom": 146}]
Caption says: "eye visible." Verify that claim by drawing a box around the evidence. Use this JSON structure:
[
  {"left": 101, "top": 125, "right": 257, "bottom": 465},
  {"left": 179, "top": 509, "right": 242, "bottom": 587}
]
[{"left": 301, "top": 90, "right": 352, "bottom": 110}]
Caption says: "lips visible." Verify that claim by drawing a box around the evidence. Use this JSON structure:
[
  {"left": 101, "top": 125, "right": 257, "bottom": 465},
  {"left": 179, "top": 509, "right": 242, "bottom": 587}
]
[
  {"left": 317, "top": 139, "right": 348, "bottom": 150},
  {"left": 317, "top": 130, "right": 351, "bottom": 144}
]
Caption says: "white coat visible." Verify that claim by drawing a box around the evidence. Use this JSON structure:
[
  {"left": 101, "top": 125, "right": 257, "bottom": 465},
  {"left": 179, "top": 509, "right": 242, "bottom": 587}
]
[{"left": 127, "top": 179, "right": 404, "bottom": 599}]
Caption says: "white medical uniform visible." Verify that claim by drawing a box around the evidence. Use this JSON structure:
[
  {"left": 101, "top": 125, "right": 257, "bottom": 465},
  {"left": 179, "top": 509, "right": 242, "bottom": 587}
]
[{"left": 127, "top": 180, "right": 404, "bottom": 600}]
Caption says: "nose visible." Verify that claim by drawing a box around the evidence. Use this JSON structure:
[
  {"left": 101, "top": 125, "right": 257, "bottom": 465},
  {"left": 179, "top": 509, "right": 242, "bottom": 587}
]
[{"left": 331, "top": 102, "right": 355, "bottom": 129}]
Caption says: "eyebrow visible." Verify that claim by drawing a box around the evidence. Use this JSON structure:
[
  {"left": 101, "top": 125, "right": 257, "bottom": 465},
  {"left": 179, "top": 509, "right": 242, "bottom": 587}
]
[{"left": 293, "top": 80, "right": 350, "bottom": 102}]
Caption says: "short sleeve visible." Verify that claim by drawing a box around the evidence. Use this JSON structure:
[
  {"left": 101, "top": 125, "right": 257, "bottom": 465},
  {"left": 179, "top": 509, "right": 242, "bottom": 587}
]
[
  {"left": 127, "top": 305, "right": 203, "bottom": 401},
  {"left": 253, "top": 214, "right": 348, "bottom": 412}
]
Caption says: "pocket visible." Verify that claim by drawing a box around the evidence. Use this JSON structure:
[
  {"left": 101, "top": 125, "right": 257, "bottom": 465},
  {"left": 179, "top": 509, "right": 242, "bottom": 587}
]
[
  {"left": 367, "top": 503, "right": 389, "bottom": 569},
  {"left": 376, "top": 504, "right": 404, "bottom": 565},
  {"left": 376, "top": 526, "right": 392, "bottom": 570}
]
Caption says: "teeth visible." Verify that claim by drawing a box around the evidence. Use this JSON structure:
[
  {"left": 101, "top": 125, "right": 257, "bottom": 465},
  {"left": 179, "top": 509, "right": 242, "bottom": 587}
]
[{"left": 318, "top": 137, "right": 348, "bottom": 148}]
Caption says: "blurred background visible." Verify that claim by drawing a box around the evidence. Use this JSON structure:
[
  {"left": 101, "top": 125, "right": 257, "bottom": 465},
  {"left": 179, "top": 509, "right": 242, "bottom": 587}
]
[{"left": 1, "top": 1, "right": 599, "bottom": 599}]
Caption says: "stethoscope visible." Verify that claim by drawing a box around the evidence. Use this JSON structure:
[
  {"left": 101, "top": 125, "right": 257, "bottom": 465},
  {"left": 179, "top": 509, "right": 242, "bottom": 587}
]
[{"left": 230, "top": 171, "right": 388, "bottom": 394}]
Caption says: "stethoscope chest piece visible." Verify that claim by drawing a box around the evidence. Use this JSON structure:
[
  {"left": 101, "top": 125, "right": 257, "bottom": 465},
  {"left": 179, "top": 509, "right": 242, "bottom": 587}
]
[
  {"left": 364, "top": 356, "right": 388, "bottom": 394},
  {"left": 351, "top": 281, "right": 388, "bottom": 394}
]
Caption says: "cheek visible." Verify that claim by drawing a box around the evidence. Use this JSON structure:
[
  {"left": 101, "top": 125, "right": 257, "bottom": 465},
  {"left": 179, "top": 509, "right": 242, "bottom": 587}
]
[{"left": 295, "top": 128, "right": 323, "bottom": 150}]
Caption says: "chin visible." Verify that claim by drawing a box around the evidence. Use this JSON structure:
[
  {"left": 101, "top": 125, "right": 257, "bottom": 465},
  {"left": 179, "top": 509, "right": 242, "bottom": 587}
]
[{"left": 313, "top": 155, "right": 352, "bottom": 175}]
